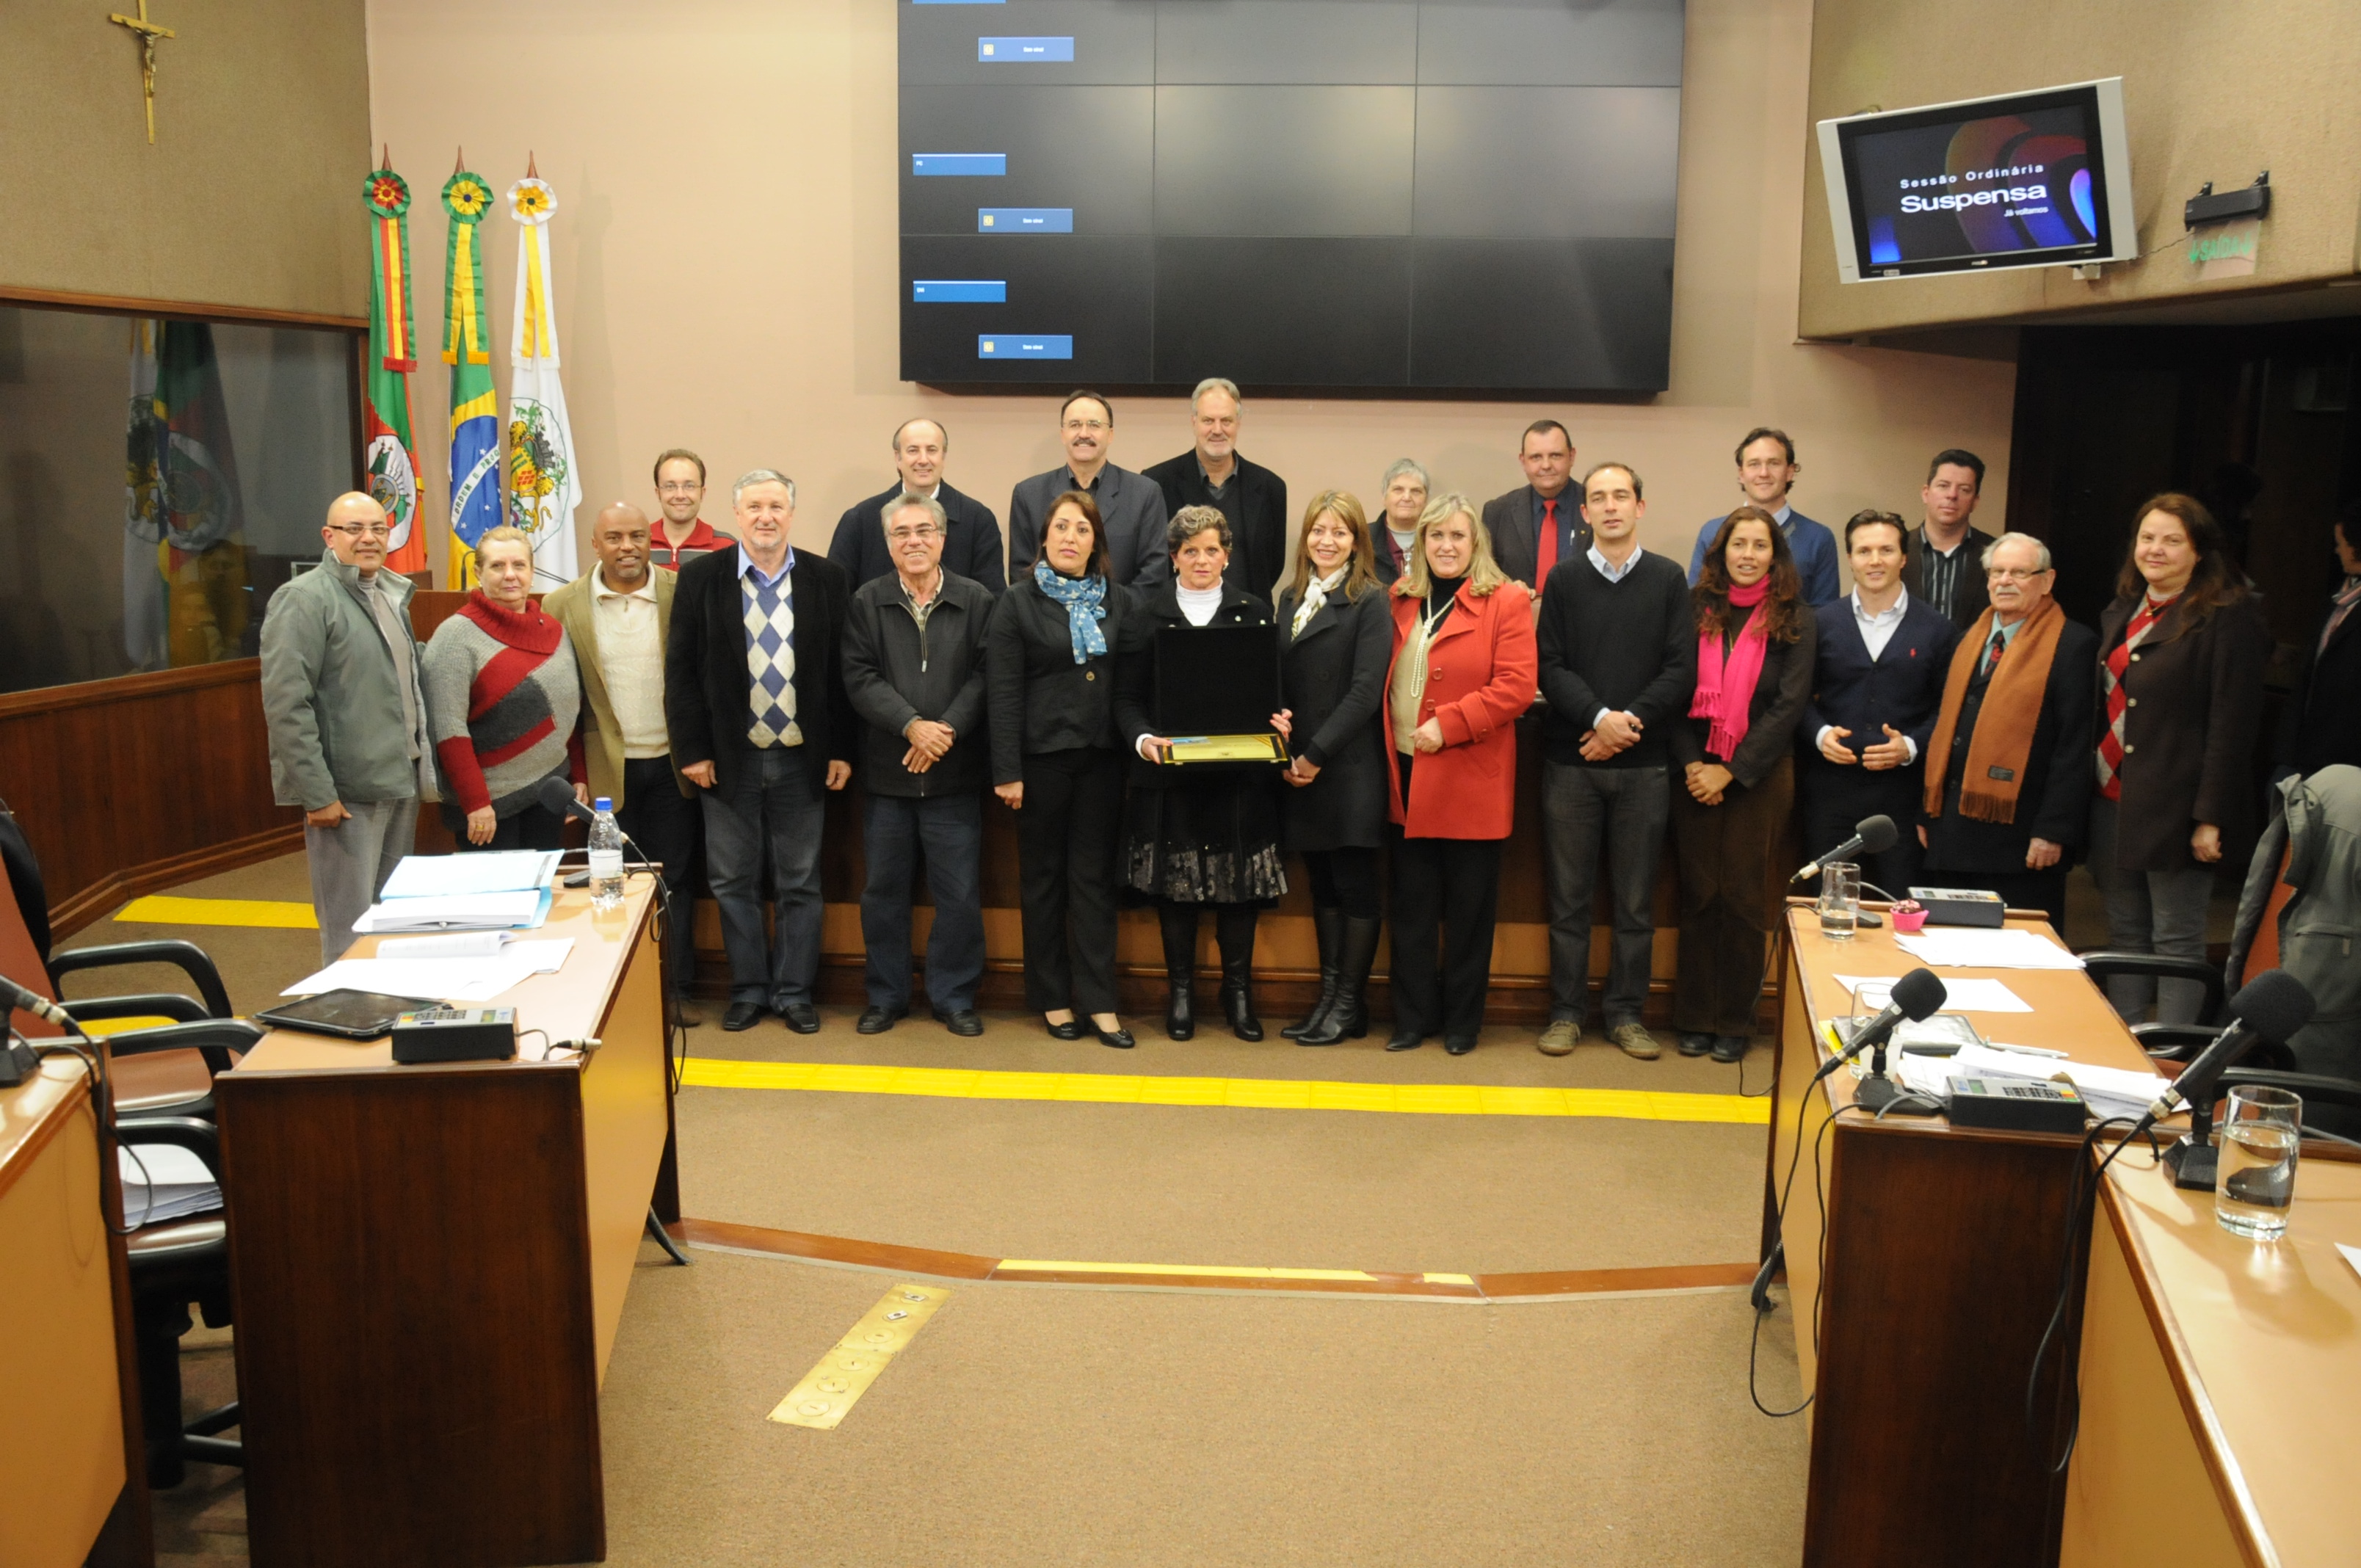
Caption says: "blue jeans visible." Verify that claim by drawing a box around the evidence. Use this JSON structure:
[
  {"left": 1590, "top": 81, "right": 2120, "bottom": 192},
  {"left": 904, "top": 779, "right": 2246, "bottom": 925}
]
[
  {"left": 1544, "top": 761, "right": 1669, "bottom": 1026},
  {"left": 860, "top": 791, "right": 987, "bottom": 1013},
  {"left": 700, "top": 746, "right": 827, "bottom": 1009}
]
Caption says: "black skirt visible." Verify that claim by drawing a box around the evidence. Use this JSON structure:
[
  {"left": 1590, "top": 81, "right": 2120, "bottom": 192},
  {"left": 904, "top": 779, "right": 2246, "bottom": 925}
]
[{"left": 1122, "top": 767, "right": 1288, "bottom": 904}]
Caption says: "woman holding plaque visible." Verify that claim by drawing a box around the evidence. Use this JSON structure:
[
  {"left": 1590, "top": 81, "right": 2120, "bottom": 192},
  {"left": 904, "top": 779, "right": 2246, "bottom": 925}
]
[
  {"left": 987, "top": 491, "right": 1142, "bottom": 1049},
  {"left": 1668, "top": 507, "right": 1816, "bottom": 1063},
  {"left": 1275, "top": 490, "right": 1393, "bottom": 1047},
  {"left": 1383, "top": 495, "right": 1537, "bottom": 1055},
  {"left": 1118, "top": 505, "right": 1291, "bottom": 1042}
]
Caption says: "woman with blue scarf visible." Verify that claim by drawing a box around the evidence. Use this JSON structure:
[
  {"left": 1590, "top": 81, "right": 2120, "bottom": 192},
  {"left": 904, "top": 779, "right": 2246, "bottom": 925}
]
[{"left": 986, "top": 491, "right": 1142, "bottom": 1048}]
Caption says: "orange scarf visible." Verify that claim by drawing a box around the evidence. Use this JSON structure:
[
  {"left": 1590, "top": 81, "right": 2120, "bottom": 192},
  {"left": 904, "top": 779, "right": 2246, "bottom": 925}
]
[{"left": 1921, "top": 598, "right": 2066, "bottom": 825}]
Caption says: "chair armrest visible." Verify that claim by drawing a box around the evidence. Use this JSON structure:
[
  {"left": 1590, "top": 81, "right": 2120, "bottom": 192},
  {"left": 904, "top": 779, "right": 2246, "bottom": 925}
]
[
  {"left": 61, "top": 993, "right": 214, "bottom": 1026},
  {"left": 2130, "top": 1023, "right": 2220, "bottom": 1064},
  {"left": 2212, "top": 1066, "right": 2361, "bottom": 1117},
  {"left": 50, "top": 940, "right": 233, "bottom": 1018},
  {"left": 104, "top": 1019, "right": 264, "bottom": 1078},
  {"left": 2080, "top": 950, "right": 2227, "bottom": 1025}
]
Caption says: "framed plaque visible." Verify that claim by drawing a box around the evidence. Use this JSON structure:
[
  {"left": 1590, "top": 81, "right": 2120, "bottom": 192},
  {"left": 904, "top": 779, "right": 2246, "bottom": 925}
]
[{"left": 1151, "top": 622, "right": 1286, "bottom": 764}]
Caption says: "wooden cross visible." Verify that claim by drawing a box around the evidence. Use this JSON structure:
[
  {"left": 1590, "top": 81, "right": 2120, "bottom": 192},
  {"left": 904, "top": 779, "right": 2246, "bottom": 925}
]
[{"left": 108, "top": 0, "right": 176, "bottom": 145}]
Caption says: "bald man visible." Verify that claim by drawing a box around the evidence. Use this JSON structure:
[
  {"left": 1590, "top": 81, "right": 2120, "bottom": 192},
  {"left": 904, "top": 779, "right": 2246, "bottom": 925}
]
[
  {"left": 260, "top": 493, "right": 438, "bottom": 962},
  {"left": 544, "top": 501, "right": 705, "bottom": 1023},
  {"left": 829, "top": 418, "right": 1007, "bottom": 592}
]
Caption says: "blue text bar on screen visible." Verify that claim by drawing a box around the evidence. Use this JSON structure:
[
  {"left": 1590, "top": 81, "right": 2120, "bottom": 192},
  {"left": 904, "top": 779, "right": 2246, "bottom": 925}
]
[
  {"left": 914, "top": 280, "right": 1008, "bottom": 303},
  {"left": 912, "top": 153, "right": 1007, "bottom": 177},
  {"left": 979, "top": 335, "right": 1073, "bottom": 360},
  {"left": 978, "top": 36, "right": 1074, "bottom": 61},
  {"left": 978, "top": 208, "right": 1072, "bottom": 233}
]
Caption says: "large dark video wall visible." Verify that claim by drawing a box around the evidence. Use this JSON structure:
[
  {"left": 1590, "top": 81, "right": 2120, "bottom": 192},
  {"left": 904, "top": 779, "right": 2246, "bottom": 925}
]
[{"left": 898, "top": 0, "right": 1684, "bottom": 394}]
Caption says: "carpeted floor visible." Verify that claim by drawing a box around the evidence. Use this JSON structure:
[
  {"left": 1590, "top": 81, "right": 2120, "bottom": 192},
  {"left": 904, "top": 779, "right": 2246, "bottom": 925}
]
[{"left": 69, "top": 853, "right": 1824, "bottom": 1564}]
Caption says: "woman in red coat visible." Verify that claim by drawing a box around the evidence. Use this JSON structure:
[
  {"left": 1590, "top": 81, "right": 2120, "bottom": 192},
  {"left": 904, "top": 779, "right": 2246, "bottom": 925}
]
[{"left": 1383, "top": 494, "right": 1538, "bottom": 1054}]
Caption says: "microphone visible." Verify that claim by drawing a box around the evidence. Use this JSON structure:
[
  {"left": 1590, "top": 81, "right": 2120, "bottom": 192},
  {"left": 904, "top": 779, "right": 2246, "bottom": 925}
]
[
  {"left": 1, "top": 970, "right": 74, "bottom": 1030},
  {"left": 1794, "top": 813, "right": 1899, "bottom": 885},
  {"left": 537, "top": 774, "right": 598, "bottom": 824},
  {"left": 1835, "top": 968, "right": 1948, "bottom": 1113},
  {"left": 2144, "top": 970, "right": 2313, "bottom": 1184}
]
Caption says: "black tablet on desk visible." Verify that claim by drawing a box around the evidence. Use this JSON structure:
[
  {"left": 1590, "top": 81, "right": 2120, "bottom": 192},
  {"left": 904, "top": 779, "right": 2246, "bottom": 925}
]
[{"left": 254, "top": 988, "right": 440, "bottom": 1040}]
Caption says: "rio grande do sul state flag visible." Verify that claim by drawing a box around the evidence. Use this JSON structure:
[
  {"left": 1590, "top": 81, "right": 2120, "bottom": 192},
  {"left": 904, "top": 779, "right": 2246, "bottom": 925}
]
[
  {"left": 504, "top": 173, "right": 580, "bottom": 589},
  {"left": 362, "top": 161, "right": 428, "bottom": 576}
]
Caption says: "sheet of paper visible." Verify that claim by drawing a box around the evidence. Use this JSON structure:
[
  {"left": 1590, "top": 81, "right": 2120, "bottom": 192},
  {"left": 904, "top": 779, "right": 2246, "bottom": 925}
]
[
  {"left": 2338, "top": 1244, "right": 2361, "bottom": 1285},
  {"left": 506, "top": 938, "right": 574, "bottom": 973},
  {"left": 282, "top": 955, "right": 542, "bottom": 1002},
  {"left": 118, "top": 1143, "right": 222, "bottom": 1224},
  {"left": 351, "top": 888, "right": 550, "bottom": 932},
  {"left": 1835, "top": 974, "right": 2033, "bottom": 1012},
  {"left": 1893, "top": 929, "right": 2085, "bottom": 970},
  {"left": 1896, "top": 1045, "right": 2168, "bottom": 1123},
  {"left": 379, "top": 850, "right": 559, "bottom": 899},
  {"left": 376, "top": 931, "right": 509, "bottom": 959}
]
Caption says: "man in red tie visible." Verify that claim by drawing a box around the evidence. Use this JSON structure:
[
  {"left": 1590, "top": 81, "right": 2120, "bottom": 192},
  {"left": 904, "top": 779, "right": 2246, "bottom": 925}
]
[{"left": 1481, "top": 419, "right": 1592, "bottom": 595}]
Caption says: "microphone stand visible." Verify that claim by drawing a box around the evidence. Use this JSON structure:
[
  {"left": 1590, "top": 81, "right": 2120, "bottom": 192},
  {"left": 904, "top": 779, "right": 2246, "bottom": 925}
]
[{"left": 2163, "top": 1086, "right": 2223, "bottom": 1191}]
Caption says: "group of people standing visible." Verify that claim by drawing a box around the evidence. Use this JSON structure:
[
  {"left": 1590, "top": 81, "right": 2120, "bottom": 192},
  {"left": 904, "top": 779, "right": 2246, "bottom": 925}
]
[{"left": 260, "top": 381, "right": 2361, "bottom": 1055}]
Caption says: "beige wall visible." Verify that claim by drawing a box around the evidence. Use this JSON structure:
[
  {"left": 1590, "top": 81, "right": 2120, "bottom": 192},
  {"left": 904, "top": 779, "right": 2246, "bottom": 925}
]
[
  {"left": 0, "top": 0, "right": 371, "bottom": 316},
  {"left": 366, "top": 0, "right": 2017, "bottom": 582},
  {"left": 1802, "top": 0, "right": 2361, "bottom": 338}
]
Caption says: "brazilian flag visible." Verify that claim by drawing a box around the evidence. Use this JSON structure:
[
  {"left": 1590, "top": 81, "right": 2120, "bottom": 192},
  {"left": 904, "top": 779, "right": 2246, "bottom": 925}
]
[{"left": 443, "top": 169, "right": 501, "bottom": 588}]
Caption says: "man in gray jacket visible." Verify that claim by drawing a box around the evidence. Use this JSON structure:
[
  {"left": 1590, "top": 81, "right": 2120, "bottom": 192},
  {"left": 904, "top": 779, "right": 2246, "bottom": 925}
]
[
  {"left": 1005, "top": 391, "right": 1170, "bottom": 587},
  {"left": 261, "top": 492, "right": 437, "bottom": 963},
  {"left": 841, "top": 491, "right": 995, "bottom": 1036}
]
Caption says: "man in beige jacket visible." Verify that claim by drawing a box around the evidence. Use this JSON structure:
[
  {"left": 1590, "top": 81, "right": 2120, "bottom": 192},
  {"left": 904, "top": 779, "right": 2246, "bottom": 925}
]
[{"left": 545, "top": 502, "right": 703, "bottom": 1023}]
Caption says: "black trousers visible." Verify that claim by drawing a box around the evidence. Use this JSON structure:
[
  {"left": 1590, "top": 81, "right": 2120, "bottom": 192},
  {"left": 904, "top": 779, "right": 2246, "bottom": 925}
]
[
  {"left": 1671, "top": 756, "right": 1791, "bottom": 1037},
  {"left": 1016, "top": 747, "right": 1125, "bottom": 1015},
  {"left": 616, "top": 756, "right": 701, "bottom": 998},
  {"left": 1801, "top": 770, "right": 1926, "bottom": 902},
  {"left": 460, "top": 801, "right": 567, "bottom": 852},
  {"left": 1301, "top": 847, "right": 1382, "bottom": 919},
  {"left": 1388, "top": 757, "right": 1503, "bottom": 1039}
]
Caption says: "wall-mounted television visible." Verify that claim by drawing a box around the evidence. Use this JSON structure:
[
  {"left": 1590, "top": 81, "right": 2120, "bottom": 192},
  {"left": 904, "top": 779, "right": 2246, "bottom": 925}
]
[{"left": 1817, "top": 77, "right": 2134, "bottom": 284}]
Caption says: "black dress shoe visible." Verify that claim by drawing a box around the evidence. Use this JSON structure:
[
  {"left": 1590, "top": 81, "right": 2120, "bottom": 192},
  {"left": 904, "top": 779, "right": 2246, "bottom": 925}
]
[
  {"left": 1385, "top": 1028, "right": 1426, "bottom": 1052},
  {"left": 856, "top": 1005, "right": 906, "bottom": 1035},
  {"left": 935, "top": 1007, "right": 985, "bottom": 1037},
  {"left": 722, "top": 1001, "right": 764, "bottom": 1032},
  {"left": 779, "top": 1003, "right": 822, "bottom": 1034},
  {"left": 1444, "top": 1034, "right": 1478, "bottom": 1056},
  {"left": 1043, "top": 1015, "right": 1086, "bottom": 1040},
  {"left": 1095, "top": 1023, "right": 1136, "bottom": 1049}
]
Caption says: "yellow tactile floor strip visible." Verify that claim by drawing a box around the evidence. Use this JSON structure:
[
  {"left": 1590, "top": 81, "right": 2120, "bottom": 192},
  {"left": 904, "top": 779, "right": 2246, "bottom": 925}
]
[
  {"left": 681, "top": 1057, "right": 1767, "bottom": 1125},
  {"left": 115, "top": 895, "right": 319, "bottom": 929}
]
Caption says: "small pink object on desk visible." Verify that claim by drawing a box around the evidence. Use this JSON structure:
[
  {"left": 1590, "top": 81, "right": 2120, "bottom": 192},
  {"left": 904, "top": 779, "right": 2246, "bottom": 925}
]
[{"left": 1890, "top": 900, "right": 1928, "bottom": 934}]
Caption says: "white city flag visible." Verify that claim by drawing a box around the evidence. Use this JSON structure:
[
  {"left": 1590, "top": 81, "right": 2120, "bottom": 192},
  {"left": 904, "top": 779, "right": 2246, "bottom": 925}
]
[{"left": 504, "top": 175, "right": 581, "bottom": 588}]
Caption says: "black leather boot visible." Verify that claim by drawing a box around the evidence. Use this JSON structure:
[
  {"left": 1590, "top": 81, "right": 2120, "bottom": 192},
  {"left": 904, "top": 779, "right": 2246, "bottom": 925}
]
[
  {"left": 1158, "top": 903, "right": 1197, "bottom": 1040},
  {"left": 1299, "top": 916, "right": 1380, "bottom": 1046},
  {"left": 1283, "top": 905, "right": 1343, "bottom": 1039},
  {"left": 1216, "top": 905, "right": 1263, "bottom": 1042}
]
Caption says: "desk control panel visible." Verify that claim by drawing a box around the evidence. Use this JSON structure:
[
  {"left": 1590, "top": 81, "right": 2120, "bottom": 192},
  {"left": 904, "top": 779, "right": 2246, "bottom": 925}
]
[
  {"left": 391, "top": 1006, "right": 518, "bottom": 1064},
  {"left": 1945, "top": 1077, "right": 2086, "bottom": 1133}
]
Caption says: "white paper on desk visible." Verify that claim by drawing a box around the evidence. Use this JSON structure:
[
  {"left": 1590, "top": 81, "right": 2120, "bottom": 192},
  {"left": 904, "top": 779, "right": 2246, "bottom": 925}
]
[
  {"left": 1895, "top": 1045, "right": 2168, "bottom": 1122},
  {"left": 378, "top": 850, "right": 559, "bottom": 899},
  {"left": 2338, "top": 1244, "right": 2361, "bottom": 1284},
  {"left": 117, "top": 1143, "right": 220, "bottom": 1225},
  {"left": 281, "top": 955, "right": 541, "bottom": 1003},
  {"left": 1893, "top": 929, "right": 2085, "bottom": 970},
  {"left": 1836, "top": 974, "right": 2033, "bottom": 1012},
  {"left": 351, "top": 888, "right": 548, "bottom": 932},
  {"left": 505, "top": 938, "right": 573, "bottom": 973}
]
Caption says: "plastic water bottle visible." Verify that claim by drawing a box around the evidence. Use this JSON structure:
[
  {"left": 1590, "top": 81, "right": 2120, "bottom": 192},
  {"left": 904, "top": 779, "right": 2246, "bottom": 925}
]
[{"left": 589, "top": 796, "right": 625, "bottom": 909}]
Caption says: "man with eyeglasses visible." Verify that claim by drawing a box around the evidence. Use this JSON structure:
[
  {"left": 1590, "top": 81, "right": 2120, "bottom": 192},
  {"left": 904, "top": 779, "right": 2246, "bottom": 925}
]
[
  {"left": 1006, "top": 391, "right": 1169, "bottom": 586},
  {"left": 648, "top": 448, "right": 733, "bottom": 571},
  {"left": 1142, "top": 378, "right": 1288, "bottom": 598},
  {"left": 829, "top": 418, "right": 1007, "bottom": 594},
  {"left": 260, "top": 492, "right": 438, "bottom": 964},
  {"left": 1915, "top": 531, "right": 2096, "bottom": 933},
  {"left": 841, "top": 492, "right": 996, "bottom": 1037}
]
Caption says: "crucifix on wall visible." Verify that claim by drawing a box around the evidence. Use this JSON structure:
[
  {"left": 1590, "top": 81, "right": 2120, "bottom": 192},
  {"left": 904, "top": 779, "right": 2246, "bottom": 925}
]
[{"left": 108, "top": 0, "right": 176, "bottom": 145}]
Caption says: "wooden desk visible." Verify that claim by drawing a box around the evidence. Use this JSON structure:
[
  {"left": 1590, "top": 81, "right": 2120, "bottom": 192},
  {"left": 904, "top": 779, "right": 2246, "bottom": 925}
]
[
  {"left": 1768, "top": 905, "right": 2164, "bottom": 1568},
  {"left": 219, "top": 879, "right": 672, "bottom": 1567},
  {"left": 0, "top": 1057, "right": 142, "bottom": 1567},
  {"left": 2064, "top": 1144, "right": 2361, "bottom": 1567}
]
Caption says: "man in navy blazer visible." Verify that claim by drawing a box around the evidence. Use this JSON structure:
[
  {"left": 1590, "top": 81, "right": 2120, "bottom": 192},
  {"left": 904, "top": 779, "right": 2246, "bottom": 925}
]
[
  {"left": 1006, "top": 391, "right": 1170, "bottom": 588},
  {"left": 1799, "top": 509, "right": 1958, "bottom": 898},
  {"left": 828, "top": 418, "right": 1007, "bottom": 593},
  {"left": 1687, "top": 427, "right": 1840, "bottom": 606}
]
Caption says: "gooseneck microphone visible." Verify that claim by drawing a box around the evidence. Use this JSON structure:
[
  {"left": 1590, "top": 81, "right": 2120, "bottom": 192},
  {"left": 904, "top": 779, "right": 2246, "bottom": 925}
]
[
  {"left": 1847, "top": 968, "right": 1948, "bottom": 1113},
  {"left": 537, "top": 774, "right": 600, "bottom": 825},
  {"left": 2144, "top": 970, "right": 2314, "bottom": 1184},
  {"left": 1, "top": 970, "right": 74, "bottom": 1030},
  {"left": 1792, "top": 813, "right": 1899, "bottom": 885}
]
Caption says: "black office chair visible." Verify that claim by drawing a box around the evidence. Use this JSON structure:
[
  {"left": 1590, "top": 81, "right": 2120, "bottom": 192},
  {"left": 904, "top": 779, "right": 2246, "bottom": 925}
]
[
  {"left": 117, "top": 1116, "right": 242, "bottom": 1490},
  {"left": 2211, "top": 1065, "right": 2361, "bottom": 1145}
]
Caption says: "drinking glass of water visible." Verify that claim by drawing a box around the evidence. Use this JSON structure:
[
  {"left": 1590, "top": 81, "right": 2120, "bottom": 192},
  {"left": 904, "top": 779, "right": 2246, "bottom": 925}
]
[
  {"left": 2216, "top": 1084, "right": 2302, "bottom": 1241},
  {"left": 1818, "top": 862, "right": 1860, "bottom": 940}
]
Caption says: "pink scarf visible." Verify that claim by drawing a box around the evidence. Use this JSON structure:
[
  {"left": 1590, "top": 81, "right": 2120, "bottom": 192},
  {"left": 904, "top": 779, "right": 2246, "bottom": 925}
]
[{"left": 1690, "top": 579, "right": 1771, "bottom": 761}]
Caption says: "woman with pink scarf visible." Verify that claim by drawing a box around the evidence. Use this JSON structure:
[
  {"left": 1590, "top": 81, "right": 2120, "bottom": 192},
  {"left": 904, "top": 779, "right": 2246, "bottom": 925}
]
[{"left": 1669, "top": 507, "right": 1817, "bottom": 1063}]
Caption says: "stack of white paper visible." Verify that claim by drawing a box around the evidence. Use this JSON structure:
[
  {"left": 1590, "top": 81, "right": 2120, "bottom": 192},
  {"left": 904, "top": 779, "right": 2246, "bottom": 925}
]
[
  {"left": 1893, "top": 929, "right": 2085, "bottom": 970},
  {"left": 379, "top": 851, "right": 559, "bottom": 899},
  {"left": 118, "top": 1143, "right": 220, "bottom": 1227},
  {"left": 351, "top": 888, "right": 551, "bottom": 933},
  {"left": 1893, "top": 1044, "right": 2169, "bottom": 1123},
  {"left": 1837, "top": 974, "right": 2033, "bottom": 1012},
  {"left": 377, "top": 934, "right": 574, "bottom": 971}
]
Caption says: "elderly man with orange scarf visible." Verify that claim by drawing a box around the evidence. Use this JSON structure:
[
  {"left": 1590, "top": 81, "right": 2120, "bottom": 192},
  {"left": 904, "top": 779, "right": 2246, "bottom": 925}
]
[{"left": 1915, "top": 532, "right": 2098, "bottom": 933}]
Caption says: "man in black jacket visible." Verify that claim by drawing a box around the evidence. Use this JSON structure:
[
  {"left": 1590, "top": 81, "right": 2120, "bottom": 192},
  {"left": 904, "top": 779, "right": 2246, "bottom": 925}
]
[
  {"left": 827, "top": 418, "right": 1007, "bottom": 593},
  {"left": 1902, "top": 449, "right": 2000, "bottom": 631},
  {"left": 665, "top": 469, "right": 853, "bottom": 1034},
  {"left": 842, "top": 492, "right": 994, "bottom": 1037},
  {"left": 2276, "top": 504, "right": 2361, "bottom": 780},
  {"left": 1142, "top": 378, "right": 1288, "bottom": 599},
  {"left": 1916, "top": 533, "right": 2097, "bottom": 934},
  {"left": 1534, "top": 462, "right": 1696, "bottom": 1061}
]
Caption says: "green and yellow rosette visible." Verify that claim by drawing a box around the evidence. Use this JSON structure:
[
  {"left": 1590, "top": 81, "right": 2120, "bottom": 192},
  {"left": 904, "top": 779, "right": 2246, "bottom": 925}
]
[{"left": 441, "top": 170, "right": 494, "bottom": 368}]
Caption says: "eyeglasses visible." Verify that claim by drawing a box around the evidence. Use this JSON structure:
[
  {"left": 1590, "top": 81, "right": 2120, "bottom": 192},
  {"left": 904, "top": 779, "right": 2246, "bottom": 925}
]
[
  {"left": 1987, "top": 566, "right": 2050, "bottom": 582},
  {"left": 885, "top": 526, "right": 941, "bottom": 543},
  {"left": 328, "top": 523, "right": 391, "bottom": 539}
]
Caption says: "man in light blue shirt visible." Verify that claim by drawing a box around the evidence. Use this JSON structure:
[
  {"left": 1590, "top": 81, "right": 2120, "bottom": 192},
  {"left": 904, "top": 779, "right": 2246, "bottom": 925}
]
[{"left": 1687, "top": 427, "right": 1840, "bottom": 606}]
